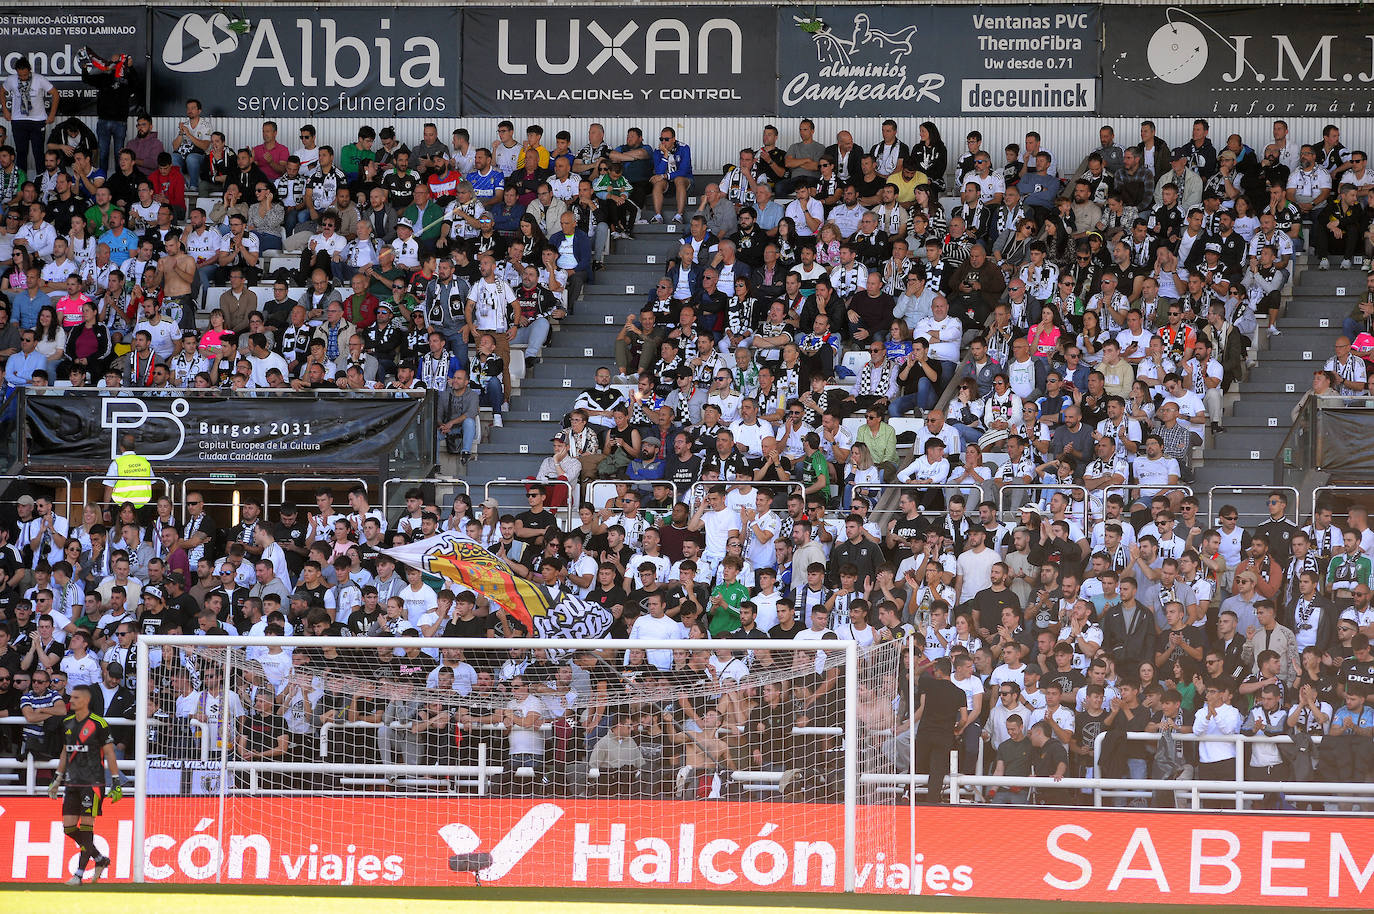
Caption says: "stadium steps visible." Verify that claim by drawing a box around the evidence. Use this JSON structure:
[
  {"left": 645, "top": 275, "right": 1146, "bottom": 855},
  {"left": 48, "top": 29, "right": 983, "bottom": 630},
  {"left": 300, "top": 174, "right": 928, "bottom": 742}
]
[
  {"left": 1193, "top": 257, "right": 1364, "bottom": 494},
  {"left": 458, "top": 222, "right": 685, "bottom": 502}
]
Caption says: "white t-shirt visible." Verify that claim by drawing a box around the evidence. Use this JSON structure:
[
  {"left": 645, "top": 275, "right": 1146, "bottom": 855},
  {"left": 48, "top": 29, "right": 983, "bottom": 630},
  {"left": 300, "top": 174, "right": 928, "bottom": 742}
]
[
  {"left": 955, "top": 548, "right": 998, "bottom": 601},
  {"left": 3, "top": 72, "right": 54, "bottom": 121},
  {"left": 701, "top": 507, "right": 741, "bottom": 558},
  {"left": 629, "top": 612, "right": 687, "bottom": 670},
  {"left": 401, "top": 584, "right": 439, "bottom": 626},
  {"left": 1134, "top": 456, "right": 1180, "bottom": 498}
]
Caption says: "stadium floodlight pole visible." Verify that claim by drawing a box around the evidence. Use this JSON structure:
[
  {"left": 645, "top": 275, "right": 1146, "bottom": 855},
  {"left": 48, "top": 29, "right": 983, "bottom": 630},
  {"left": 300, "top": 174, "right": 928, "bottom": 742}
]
[
  {"left": 842, "top": 638, "right": 858, "bottom": 893},
  {"left": 133, "top": 636, "right": 149, "bottom": 884}
]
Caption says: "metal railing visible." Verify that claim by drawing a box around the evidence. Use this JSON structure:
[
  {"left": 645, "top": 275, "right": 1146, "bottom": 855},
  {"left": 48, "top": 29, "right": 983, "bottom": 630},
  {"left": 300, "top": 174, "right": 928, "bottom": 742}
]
[
  {"left": 0, "top": 474, "right": 75, "bottom": 522},
  {"left": 483, "top": 478, "right": 576, "bottom": 529},
  {"left": 83, "top": 474, "right": 172, "bottom": 510},
  {"left": 0, "top": 716, "right": 208, "bottom": 793},
  {"left": 584, "top": 479, "right": 680, "bottom": 512},
  {"left": 280, "top": 476, "right": 368, "bottom": 510},
  {"left": 997, "top": 482, "right": 1090, "bottom": 529},
  {"left": 179, "top": 476, "right": 270, "bottom": 527},
  {"left": 381, "top": 477, "right": 470, "bottom": 522},
  {"left": 1207, "top": 485, "right": 1300, "bottom": 530}
]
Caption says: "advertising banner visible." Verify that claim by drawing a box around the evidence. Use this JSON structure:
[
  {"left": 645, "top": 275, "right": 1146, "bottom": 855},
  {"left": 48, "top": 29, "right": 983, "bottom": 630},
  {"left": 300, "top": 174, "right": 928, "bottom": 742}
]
[
  {"left": 0, "top": 7, "right": 147, "bottom": 115},
  {"left": 23, "top": 391, "right": 428, "bottom": 472},
  {"left": 1103, "top": 6, "right": 1374, "bottom": 115},
  {"left": 462, "top": 7, "right": 777, "bottom": 116},
  {"left": 149, "top": 6, "right": 459, "bottom": 117},
  {"left": 776, "top": 5, "right": 1097, "bottom": 116},
  {"left": 1, "top": 797, "right": 1371, "bottom": 904}
]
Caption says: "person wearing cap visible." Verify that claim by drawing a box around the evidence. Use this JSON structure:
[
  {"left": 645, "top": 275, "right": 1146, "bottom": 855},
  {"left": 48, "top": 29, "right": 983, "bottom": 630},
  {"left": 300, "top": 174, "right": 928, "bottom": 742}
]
[
  {"left": 535, "top": 434, "right": 582, "bottom": 510},
  {"left": 1156, "top": 150, "right": 1203, "bottom": 209},
  {"left": 619, "top": 432, "right": 664, "bottom": 494},
  {"left": 389, "top": 217, "right": 420, "bottom": 269}
]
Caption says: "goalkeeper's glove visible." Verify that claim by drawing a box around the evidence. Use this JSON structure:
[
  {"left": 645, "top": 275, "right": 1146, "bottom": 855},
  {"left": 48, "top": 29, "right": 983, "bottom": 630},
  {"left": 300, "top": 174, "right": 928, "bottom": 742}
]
[
  {"left": 109, "top": 778, "right": 129, "bottom": 803},
  {"left": 47, "top": 772, "right": 63, "bottom": 800}
]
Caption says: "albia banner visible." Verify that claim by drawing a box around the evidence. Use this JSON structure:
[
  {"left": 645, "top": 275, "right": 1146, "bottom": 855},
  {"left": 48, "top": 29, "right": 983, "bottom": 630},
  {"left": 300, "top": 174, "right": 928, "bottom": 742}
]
[
  {"left": 462, "top": 7, "right": 777, "bottom": 115},
  {"left": 1, "top": 797, "right": 1371, "bottom": 903},
  {"left": 0, "top": 7, "right": 148, "bottom": 115},
  {"left": 1103, "top": 5, "right": 1374, "bottom": 115},
  {"left": 776, "top": 5, "right": 1097, "bottom": 116},
  {"left": 149, "top": 6, "right": 459, "bottom": 117},
  {"left": 23, "top": 390, "right": 428, "bottom": 472}
]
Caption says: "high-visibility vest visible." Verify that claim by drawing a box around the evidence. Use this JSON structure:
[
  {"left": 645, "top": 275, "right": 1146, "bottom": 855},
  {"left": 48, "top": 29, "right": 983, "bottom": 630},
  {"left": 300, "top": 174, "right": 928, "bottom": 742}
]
[{"left": 112, "top": 452, "right": 152, "bottom": 507}]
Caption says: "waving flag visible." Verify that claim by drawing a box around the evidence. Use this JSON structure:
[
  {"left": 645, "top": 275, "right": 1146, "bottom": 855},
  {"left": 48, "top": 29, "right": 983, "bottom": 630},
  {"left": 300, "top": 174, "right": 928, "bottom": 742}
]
[{"left": 380, "top": 531, "right": 613, "bottom": 639}]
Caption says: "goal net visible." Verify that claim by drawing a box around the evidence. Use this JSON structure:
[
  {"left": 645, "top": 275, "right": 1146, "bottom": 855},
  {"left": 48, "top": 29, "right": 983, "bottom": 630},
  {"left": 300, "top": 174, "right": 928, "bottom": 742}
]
[{"left": 134, "top": 634, "right": 909, "bottom": 892}]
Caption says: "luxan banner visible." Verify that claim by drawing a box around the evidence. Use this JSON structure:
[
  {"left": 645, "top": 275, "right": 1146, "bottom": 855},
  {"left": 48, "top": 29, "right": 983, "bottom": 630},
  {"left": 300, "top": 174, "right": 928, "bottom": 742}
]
[
  {"left": 776, "top": 5, "right": 1097, "bottom": 116},
  {"left": 462, "top": 7, "right": 777, "bottom": 115},
  {"left": 22, "top": 391, "right": 428, "bottom": 472},
  {"left": 1, "top": 798, "right": 1371, "bottom": 903},
  {"left": 0, "top": 7, "right": 148, "bottom": 115},
  {"left": 1103, "top": 6, "right": 1374, "bottom": 116},
  {"left": 149, "top": 6, "right": 459, "bottom": 117}
]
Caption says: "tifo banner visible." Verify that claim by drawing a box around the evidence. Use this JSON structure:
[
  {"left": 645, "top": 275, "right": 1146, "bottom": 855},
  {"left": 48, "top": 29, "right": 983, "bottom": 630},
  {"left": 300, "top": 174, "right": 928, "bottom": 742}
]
[
  {"left": 1, "top": 798, "right": 1372, "bottom": 904},
  {"left": 0, "top": 7, "right": 148, "bottom": 115},
  {"left": 462, "top": 7, "right": 777, "bottom": 115},
  {"left": 1103, "top": 5, "right": 1374, "bottom": 115},
  {"left": 23, "top": 391, "right": 427, "bottom": 472},
  {"left": 776, "top": 5, "right": 1097, "bottom": 115},
  {"left": 382, "top": 531, "right": 615, "bottom": 639},
  {"left": 149, "top": 6, "right": 459, "bottom": 117}
]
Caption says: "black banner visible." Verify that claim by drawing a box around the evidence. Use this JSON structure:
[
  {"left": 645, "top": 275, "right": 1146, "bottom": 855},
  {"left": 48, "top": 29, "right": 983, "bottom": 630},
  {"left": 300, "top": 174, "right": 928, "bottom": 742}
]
[
  {"left": 777, "top": 5, "right": 1097, "bottom": 116},
  {"left": 149, "top": 6, "right": 459, "bottom": 117},
  {"left": 462, "top": 7, "right": 777, "bottom": 115},
  {"left": 0, "top": 8, "right": 148, "bottom": 115},
  {"left": 24, "top": 391, "right": 429, "bottom": 473},
  {"left": 1103, "top": 6, "right": 1374, "bottom": 115}
]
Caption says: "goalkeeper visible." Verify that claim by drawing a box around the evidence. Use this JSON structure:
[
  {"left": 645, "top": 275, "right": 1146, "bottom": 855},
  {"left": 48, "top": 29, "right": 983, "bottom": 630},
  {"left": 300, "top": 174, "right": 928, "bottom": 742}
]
[{"left": 49, "top": 684, "right": 128, "bottom": 885}]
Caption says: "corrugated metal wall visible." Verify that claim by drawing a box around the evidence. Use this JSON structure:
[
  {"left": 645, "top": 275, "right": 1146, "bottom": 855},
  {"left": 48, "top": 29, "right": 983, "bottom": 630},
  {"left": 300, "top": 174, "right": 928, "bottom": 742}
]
[{"left": 148, "top": 115, "right": 1374, "bottom": 186}]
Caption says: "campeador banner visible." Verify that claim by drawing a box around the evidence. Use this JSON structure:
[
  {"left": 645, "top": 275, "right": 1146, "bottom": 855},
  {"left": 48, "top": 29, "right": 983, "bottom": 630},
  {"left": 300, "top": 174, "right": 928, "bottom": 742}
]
[
  {"left": 23, "top": 390, "right": 428, "bottom": 472},
  {"left": 0, "top": 798, "right": 1370, "bottom": 903}
]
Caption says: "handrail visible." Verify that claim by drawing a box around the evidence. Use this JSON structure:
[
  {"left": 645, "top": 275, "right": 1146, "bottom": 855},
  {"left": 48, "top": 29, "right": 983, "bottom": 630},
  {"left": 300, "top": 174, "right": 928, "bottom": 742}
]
[
  {"left": 486, "top": 478, "right": 576, "bottom": 530},
  {"left": 585, "top": 479, "right": 680, "bottom": 511},
  {"left": 381, "top": 477, "right": 470, "bottom": 521},
  {"left": 1206, "top": 484, "right": 1300, "bottom": 529},
  {"left": 997, "top": 482, "right": 1090, "bottom": 530}
]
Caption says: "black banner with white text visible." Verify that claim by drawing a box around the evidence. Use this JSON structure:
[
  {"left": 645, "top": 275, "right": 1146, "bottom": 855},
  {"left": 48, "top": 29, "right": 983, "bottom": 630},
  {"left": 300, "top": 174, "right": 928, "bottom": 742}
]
[
  {"left": 149, "top": 6, "right": 459, "bottom": 118},
  {"left": 23, "top": 391, "right": 429, "bottom": 473},
  {"left": 462, "top": 7, "right": 778, "bottom": 115}
]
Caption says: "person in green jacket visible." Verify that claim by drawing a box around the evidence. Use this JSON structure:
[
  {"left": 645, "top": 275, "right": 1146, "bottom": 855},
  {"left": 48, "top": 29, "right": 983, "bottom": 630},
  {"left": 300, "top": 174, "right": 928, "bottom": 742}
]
[
  {"left": 340, "top": 125, "right": 377, "bottom": 183},
  {"left": 708, "top": 555, "right": 748, "bottom": 635}
]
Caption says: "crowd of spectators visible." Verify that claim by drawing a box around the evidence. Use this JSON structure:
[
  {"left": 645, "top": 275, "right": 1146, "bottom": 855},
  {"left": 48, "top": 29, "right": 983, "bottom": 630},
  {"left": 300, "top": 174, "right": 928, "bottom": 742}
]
[{"left": 1, "top": 65, "right": 1374, "bottom": 802}]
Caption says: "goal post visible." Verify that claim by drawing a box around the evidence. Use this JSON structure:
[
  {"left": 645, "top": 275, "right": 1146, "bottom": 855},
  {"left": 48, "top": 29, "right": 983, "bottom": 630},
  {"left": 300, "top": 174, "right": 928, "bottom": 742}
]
[{"left": 132, "top": 634, "right": 907, "bottom": 892}]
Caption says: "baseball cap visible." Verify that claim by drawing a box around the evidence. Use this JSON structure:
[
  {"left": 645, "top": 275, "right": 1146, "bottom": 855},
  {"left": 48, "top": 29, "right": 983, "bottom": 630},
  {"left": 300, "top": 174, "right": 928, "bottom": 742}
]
[
  {"left": 480, "top": 497, "right": 499, "bottom": 509},
  {"left": 16, "top": 495, "right": 34, "bottom": 507},
  {"left": 551, "top": 432, "right": 568, "bottom": 444},
  {"left": 397, "top": 217, "right": 414, "bottom": 229},
  {"left": 642, "top": 436, "right": 661, "bottom": 447}
]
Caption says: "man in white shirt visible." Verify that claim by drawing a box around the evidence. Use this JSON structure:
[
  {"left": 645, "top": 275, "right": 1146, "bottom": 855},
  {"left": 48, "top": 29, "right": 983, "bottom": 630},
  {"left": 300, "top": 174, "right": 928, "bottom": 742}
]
[
  {"left": 954, "top": 527, "right": 998, "bottom": 605},
  {"left": 1192, "top": 677, "right": 1243, "bottom": 794},
  {"left": 246, "top": 333, "right": 289, "bottom": 388},
  {"left": 132, "top": 298, "right": 179, "bottom": 360},
  {"left": 783, "top": 181, "right": 824, "bottom": 236},
  {"left": 689, "top": 485, "right": 741, "bottom": 568},
  {"left": 913, "top": 295, "right": 963, "bottom": 365},
  {"left": 629, "top": 592, "right": 685, "bottom": 670},
  {"left": 727, "top": 398, "right": 774, "bottom": 459}
]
